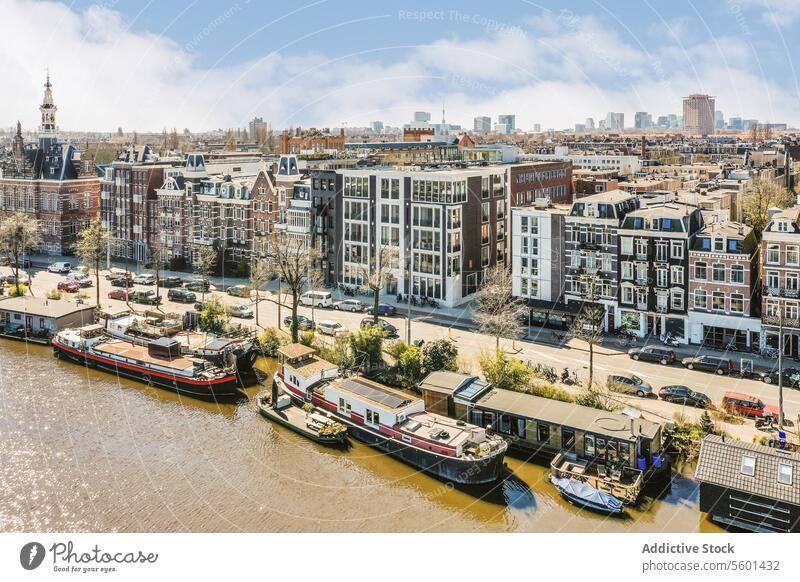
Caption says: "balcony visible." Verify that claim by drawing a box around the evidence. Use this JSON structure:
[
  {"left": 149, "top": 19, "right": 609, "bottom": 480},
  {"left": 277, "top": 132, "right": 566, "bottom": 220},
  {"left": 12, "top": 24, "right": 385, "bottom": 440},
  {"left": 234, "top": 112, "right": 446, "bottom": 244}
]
[
  {"left": 763, "top": 314, "right": 800, "bottom": 329},
  {"left": 655, "top": 304, "right": 668, "bottom": 314},
  {"left": 636, "top": 302, "right": 648, "bottom": 311},
  {"left": 578, "top": 240, "right": 599, "bottom": 251},
  {"left": 763, "top": 285, "right": 800, "bottom": 299}
]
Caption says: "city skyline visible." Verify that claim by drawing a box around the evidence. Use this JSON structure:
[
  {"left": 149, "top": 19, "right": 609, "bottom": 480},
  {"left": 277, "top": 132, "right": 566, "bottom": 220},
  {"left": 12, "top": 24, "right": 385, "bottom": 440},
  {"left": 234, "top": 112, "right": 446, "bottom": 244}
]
[{"left": 1, "top": 0, "right": 800, "bottom": 132}]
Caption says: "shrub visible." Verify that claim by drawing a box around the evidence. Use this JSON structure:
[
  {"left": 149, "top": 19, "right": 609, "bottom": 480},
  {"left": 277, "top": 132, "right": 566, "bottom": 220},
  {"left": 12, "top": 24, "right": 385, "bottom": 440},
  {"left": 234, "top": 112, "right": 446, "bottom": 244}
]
[
  {"left": 299, "top": 330, "right": 315, "bottom": 347},
  {"left": 315, "top": 334, "right": 353, "bottom": 369},
  {"left": 477, "top": 349, "right": 532, "bottom": 392},
  {"left": 349, "top": 326, "right": 385, "bottom": 371},
  {"left": 574, "top": 385, "right": 620, "bottom": 411},
  {"left": 46, "top": 289, "right": 63, "bottom": 300},
  {"left": 257, "top": 327, "right": 286, "bottom": 357},
  {"left": 8, "top": 283, "right": 28, "bottom": 297},
  {"left": 199, "top": 297, "right": 227, "bottom": 334},
  {"left": 526, "top": 380, "right": 574, "bottom": 402},
  {"left": 420, "top": 339, "right": 458, "bottom": 375}
]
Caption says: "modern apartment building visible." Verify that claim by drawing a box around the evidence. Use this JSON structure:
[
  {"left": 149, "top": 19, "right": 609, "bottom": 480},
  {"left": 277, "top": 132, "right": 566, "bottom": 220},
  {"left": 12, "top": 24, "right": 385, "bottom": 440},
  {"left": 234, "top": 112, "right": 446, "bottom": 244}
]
[
  {"left": 687, "top": 221, "right": 760, "bottom": 350},
  {"left": 683, "top": 94, "right": 716, "bottom": 136},
  {"left": 617, "top": 203, "right": 703, "bottom": 341},
  {"left": 563, "top": 190, "right": 639, "bottom": 331},
  {"left": 761, "top": 206, "right": 800, "bottom": 357},
  {"left": 335, "top": 166, "right": 508, "bottom": 307},
  {"left": 508, "top": 161, "right": 573, "bottom": 206}
]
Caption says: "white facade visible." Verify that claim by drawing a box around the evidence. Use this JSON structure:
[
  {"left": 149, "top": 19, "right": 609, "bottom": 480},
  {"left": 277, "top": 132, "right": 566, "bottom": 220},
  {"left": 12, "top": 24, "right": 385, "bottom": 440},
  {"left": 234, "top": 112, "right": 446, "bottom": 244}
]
[
  {"left": 530, "top": 152, "right": 641, "bottom": 175},
  {"left": 511, "top": 207, "right": 557, "bottom": 302}
]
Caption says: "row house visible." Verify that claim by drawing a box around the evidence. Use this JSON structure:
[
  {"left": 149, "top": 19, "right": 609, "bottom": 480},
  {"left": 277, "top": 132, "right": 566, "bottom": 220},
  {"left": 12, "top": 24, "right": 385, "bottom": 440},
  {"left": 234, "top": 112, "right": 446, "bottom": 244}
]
[
  {"left": 761, "top": 206, "right": 800, "bottom": 357},
  {"left": 309, "top": 169, "right": 339, "bottom": 285},
  {"left": 335, "top": 166, "right": 508, "bottom": 307},
  {"left": 687, "top": 221, "right": 760, "bottom": 350},
  {"left": 563, "top": 190, "right": 639, "bottom": 331},
  {"left": 251, "top": 170, "right": 279, "bottom": 260},
  {"left": 617, "top": 203, "right": 703, "bottom": 342}
]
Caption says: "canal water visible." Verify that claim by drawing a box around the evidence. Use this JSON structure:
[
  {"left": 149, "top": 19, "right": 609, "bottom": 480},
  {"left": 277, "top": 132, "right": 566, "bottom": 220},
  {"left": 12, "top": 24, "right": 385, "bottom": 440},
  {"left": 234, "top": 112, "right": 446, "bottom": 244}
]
[{"left": 0, "top": 341, "right": 721, "bottom": 532}]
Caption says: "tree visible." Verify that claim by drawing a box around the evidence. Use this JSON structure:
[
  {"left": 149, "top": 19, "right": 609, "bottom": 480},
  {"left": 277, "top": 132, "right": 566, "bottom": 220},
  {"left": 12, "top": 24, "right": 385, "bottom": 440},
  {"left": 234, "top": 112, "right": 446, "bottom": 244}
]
[
  {"left": 264, "top": 232, "right": 319, "bottom": 342},
  {"left": 741, "top": 176, "right": 795, "bottom": 234},
  {"left": 699, "top": 410, "right": 716, "bottom": 435},
  {"left": 0, "top": 213, "right": 41, "bottom": 296},
  {"left": 249, "top": 258, "right": 271, "bottom": 328},
  {"left": 420, "top": 338, "right": 458, "bottom": 375},
  {"left": 224, "top": 130, "right": 237, "bottom": 151},
  {"left": 149, "top": 242, "right": 169, "bottom": 309},
  {"left": 195, "top": 247, "right": 217, "bottom": 303},
  {"left": 477, "top": 349, "right": 532, "bottom": 392},
  {"left": 305, "top": 261, "right": 326, "bottom": 324},
  {"left": 358, "top": 244, "right": 398, "bottom": 323},
  {"left": 390, "top": 342, "right": 423, "bottom": 388},
  {"left": 568, "top": 277, "right": 606, "bottom": 390},
  {"left": 473, "top": 264, "right": 526, "bottom": 350},
  {"left": 762, "top": 121, "right": 773, "bottom": 142},
  {"left": 349, "top": 326, "right": 385, "bottom": 372},
  {"left": 199, "top": 296, "right": 228, "bottom": 334},
  {"left": 749, "top": 122, "right": 759, "bottom": 145},
  {"left": 73, "top": 218, "right": 108, "bottom": 308}
]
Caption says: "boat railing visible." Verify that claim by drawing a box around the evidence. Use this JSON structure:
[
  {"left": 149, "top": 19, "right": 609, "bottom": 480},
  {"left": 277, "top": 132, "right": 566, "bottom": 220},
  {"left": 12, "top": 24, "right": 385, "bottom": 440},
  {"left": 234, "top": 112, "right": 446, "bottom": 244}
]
[{"left": 550, "top": 452, "right": 643, "bottom": 504}]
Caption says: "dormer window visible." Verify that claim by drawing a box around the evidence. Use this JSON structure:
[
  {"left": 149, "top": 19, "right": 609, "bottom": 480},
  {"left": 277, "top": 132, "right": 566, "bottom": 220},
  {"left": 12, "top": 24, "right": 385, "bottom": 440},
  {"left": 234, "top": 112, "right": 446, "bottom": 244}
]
[
  {"left": 778, "top": 462, "right": 792, "bottom": 485},
  {"left": 776, "top": 220, "right": 790, "bottom": 232},
  {"left": 714, "top": 237, "right": 724, "bottom": 252},
  {"left": 740, "top": 455, "right": 756, "bottom": 476}
]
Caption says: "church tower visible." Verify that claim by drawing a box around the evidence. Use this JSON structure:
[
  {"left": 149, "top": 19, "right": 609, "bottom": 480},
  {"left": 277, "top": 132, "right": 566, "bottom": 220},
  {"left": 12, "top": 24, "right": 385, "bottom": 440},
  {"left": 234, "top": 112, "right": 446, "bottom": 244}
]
[{"left": 39, "top": 72, "right": 58, "bottom": 146}]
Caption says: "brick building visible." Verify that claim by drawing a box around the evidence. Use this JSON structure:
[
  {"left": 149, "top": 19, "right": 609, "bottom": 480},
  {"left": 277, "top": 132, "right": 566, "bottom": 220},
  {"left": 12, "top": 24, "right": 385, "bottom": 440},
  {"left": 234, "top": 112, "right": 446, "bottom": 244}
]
[
  {"left": 278, "top": 128, "right": 345, "bottom": 155},
  {"left": 761, "top": 206, "right": 800, "bottom": 357},
  {"left": 508, "top": 161, "right": 572, "bottom": 206}
]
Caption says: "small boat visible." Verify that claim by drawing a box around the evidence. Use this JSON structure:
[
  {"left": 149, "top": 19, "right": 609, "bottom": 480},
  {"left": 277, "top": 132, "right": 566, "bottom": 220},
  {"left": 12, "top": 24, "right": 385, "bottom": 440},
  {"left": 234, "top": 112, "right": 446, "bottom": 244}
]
[
  {"left": 256, "top": 381, "right": 348, "bottom": 446},
  {"left": 550, "top": 476, "right": 625, "bottom": 516}
]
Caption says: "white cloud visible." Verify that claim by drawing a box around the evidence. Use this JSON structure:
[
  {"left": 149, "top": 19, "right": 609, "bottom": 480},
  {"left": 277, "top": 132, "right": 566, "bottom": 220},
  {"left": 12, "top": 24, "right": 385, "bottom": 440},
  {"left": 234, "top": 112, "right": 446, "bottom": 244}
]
[{"left": 0, "top": 0, "right": 798, "bottom": 133}]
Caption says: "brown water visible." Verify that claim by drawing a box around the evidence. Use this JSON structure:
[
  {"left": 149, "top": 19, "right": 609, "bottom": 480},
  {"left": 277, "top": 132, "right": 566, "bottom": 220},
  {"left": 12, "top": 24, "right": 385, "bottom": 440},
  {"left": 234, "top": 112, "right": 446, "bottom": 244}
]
[{"left": 0, "top": 340, "right": 721, "bottom": 532}]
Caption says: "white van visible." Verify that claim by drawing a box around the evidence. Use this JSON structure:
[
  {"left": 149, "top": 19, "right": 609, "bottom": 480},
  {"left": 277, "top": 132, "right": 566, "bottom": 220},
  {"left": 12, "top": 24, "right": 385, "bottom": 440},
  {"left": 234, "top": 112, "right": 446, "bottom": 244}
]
[
  {"left": 300, "top": 290, "right": 333, "bottom": 308},
  {"left": 47, "top": 261, "right": 72, "bottom": 274},
  {"left": 317, "top": 320, "right": 345, "bottom": 336}
]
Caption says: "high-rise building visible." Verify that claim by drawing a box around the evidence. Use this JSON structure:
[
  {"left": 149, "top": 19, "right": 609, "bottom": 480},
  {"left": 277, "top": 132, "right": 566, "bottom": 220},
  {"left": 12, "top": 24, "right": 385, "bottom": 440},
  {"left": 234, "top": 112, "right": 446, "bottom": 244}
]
[
  {"left": 585, "top": 117, "right": 595, "bottom": 130},
  {"left": 533, "top": 123, "right": 541, "bottom": 132},
  {"left": 682, "top": 94, "right": 715, "bottom": 135},
  {"left": 575, "top": 123, "right": 586, "bottom": 132},
  {"left": 714, "top": 110, "right": 724, "bottom": 130},
  {"left": 371, "top": 121, "right": 384, "bottom": 133},
  {"left": 413, "top": 111, "right": 431, "bottom": 123},
  {"left": 634, "top": 112, "right": 652, "bottom": 130},
  {"left": 605, "top": 112, "right": 625, "bottom": 130},
  {"left": 728, "top": 117, "right": 743, "bottom": 130},
  {"left": 473, "top": 116, "right": 491, "bottom": 133},
  {"left": 493, "top": 123, "right": 510, "bottom": 135},
  {"left": 668, "top": 114, "right": 679, "bottom": 129},
  {"left": 498, "top": 114, "right": 516, "bottom": 132}
]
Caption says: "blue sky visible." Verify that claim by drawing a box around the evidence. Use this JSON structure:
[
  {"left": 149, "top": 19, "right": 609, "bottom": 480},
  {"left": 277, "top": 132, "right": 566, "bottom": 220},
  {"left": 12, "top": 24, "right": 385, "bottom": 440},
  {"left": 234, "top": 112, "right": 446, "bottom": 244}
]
[{"left": 2, "top": 0, "right": 799, "bottom": 131}]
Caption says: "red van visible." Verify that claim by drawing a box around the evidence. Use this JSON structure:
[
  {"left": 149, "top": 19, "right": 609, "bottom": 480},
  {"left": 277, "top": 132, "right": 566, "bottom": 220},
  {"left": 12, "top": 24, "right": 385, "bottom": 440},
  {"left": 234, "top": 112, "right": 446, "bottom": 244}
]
[{"left": 721, "top": 391, "right": 780, "bottom": 418}]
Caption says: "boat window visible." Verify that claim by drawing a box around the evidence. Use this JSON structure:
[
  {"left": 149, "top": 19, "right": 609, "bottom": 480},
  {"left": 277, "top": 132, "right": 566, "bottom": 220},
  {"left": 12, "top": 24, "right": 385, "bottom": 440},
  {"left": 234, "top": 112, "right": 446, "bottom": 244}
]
[
  {"left": 585, "top": 434, "right": 595, "bottom": 458},
  {"left": 499, "top": 414, "right": 511, "bottom": 434},
  {"left": 365, "top": 409, "right": 380, "bottom": 426},
  {"left": 607, "top": 441, "right": 618, "bottom": 463},
  {"left": 596, "top": 438, "right": 607, "bottom": 461},
  {"left": 536, "top": 423, "right": 550, "bottom": 443},
  {"left": 618, "top": 441, "right": 631, "bottom": 466},
  {"left": 470, "top": 410, "right": 483, "bottom": 427},
  {"left": 516, "top": 418, "right": 526, "bottom": 439},
  {"left": 562, "top": 428, "right": 575, "bottom": 452}
]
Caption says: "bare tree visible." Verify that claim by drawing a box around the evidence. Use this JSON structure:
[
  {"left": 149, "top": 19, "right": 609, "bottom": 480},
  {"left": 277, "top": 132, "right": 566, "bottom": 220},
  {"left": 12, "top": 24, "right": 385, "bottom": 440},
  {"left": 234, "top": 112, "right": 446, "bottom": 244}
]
[
  {"left": 195, "top": 246, "right": 217, "bottom": 304},
  {"left": 568, "top": 277, "right": 606, "bottom": 390},
  {"left": 73, "top": 218, "right": 108, "bottom": 308},
  {"left": 265, "top": 232, "right": 319, "bottom": 342},
  {"left": 473, "top": 264, "right": 526, "bottom": 351},
  {"left": 741, "top": 176, "right": 795, "bottom": 234},
  {"left": 305, "top": 261, "right": 326, "bottom": 324},
  {"left": 249, "top": 257, "right": 271, "bottom": 328},
  {"left": 149, "top": 241, "right": 169, "bottom": 309},
  {"left": 358, "top": 244, "right": 398, "bottom": 323},
  {"left": 0, "top": 212, "right": 41, "bottom": 296}
]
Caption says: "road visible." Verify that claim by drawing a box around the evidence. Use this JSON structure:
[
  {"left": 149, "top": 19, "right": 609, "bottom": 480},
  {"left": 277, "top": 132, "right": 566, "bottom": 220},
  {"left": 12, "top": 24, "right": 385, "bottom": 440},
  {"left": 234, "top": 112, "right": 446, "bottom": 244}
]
[{"left": 6, "top": 262, "right": 800, "bottom": 432}]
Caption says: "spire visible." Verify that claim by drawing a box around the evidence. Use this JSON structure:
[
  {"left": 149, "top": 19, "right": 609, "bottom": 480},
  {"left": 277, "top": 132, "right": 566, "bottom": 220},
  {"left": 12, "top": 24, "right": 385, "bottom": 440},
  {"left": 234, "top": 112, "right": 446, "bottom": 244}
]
[
  {"left": 39, "top": 71, "right": 57, "bottom": 137},
  {"left": 16, "top": 120, "right": 21, "bottom": 137}
]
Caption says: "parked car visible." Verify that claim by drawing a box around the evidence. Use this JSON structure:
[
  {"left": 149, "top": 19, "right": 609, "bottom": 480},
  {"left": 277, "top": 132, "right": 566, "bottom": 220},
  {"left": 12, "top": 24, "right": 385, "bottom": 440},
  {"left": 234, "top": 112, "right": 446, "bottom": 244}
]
[
  {"left": 333, "top": 299, "right": 365, "bottom": 312},
  {"left": 627, "top": 346, "right": 676, "bottom": 365},
  {"left": 658, "top": 385, "right": 711, "bottom": 408},
  {"left": 110, "top": 277, "right": 134, "bottom": 288},
  {"left": 5, "top": 273, "right": 31, "bottom": 285},
  {"left": 366, "top": 303, "right": 397, "bottom": 317},
  {"left": 105, "top": 268, "right": 130, "bottom": 280},
  {"left": 360, "top": 317, "right": 398, "bottom": 337},
  {"left": 167, "top": 288, "right": 197, "bottom": 303},
  {"left": 318, "top": 320, "right": 345, "bottom": 336},
  {"left": 57, "top": 281, "right": 79, "bottom": 293},
  {"left": 0, "top": 255, "right": 10, "bottom": 266},
  {"left": 227, "top": 284, "right": 251, "bottom": 298},
  {"left": 11, "top": 258, "right": 33, "bottom": 268},
  {"left": 160, "top": 276, "right": 183, "bottom": 288},
  {"left": 283, "top": 314, "right": 315, "bottom": 330},
  {"left": 721, "top": 391, "right": 780, "bottom": 419},
  {"left": 68, "top": 273, "right": 92, "bottom": 288},
  {"left": 227, "top": 304, "right": 254, "bottom": 319},
  {"left": 681, "top": 355, "right": 733, "bottom": 375},
  {"left": 300, "top": 290, "right": 333, "bottom": 308},
  {"left": 758, "top": 366, "right": 800, "bottom": 387},
  {"left": 606, "top": 374, "right": 653, "bottom": 397},
  {"left": 132, "top": 273, "right": 156, "bottom": 285},
  {"left": 108, "top": 289, "right": 130, "bottom": 301},
  {"left": 132, "top": 290, "right": 161, "bottom": 305},
  {"left": 185, "top": 278, "right": 210, "bottom": 292},
  {"left": 47, "top": 262, "right": 72, "bottom": 274}
]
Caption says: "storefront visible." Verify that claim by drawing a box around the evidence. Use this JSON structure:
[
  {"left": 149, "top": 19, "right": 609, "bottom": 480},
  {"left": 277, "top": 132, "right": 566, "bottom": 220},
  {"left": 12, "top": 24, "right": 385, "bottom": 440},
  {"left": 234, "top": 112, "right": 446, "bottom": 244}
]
[
  {"left": 688, "top": 311, "right": 761, "bottom": 351},
  {"left": 523, "top": 299, "right": 582, "bottom": 330}
]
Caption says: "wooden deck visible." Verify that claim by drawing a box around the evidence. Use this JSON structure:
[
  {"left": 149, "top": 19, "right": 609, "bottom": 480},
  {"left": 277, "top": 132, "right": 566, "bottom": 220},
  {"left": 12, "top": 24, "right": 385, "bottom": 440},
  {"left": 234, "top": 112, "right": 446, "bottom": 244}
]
[
  {"left": 550, "top": 452, "right": 643, "bottom": 504},
  {"left": 94, "top": 341, "right": 198, "bottom": 372}
]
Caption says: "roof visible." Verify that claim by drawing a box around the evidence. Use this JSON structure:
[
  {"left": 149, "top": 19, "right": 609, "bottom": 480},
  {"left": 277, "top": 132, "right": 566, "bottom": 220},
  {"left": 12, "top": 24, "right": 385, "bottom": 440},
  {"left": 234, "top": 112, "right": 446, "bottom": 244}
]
[
  {"left": 419, "top": 371, "right": 474, "bottom": 394},
  {"left": 474, "top": 389, "right": 662, "bottom": 441},
  {"left": 624, "top": 202, "right": 694, "bottom": 220},
  {"left": 696, "top": 221, "right": 751, "bottom": 238},
  {"left": 278, "top": 343, "right": 317, "bottom": 360},
  {"left": 695, "top": 435, "right": 800, "bottom": 506},
  {"left": 334, "top": 376, "right": 420, "bottom": 411},
  {"left": 0, "top": 296, "right": 95, "bottom": 318},
  {"left": 284, "top": 356, "right": 338, "bottom": 378},
  {"left": 571, "top": 188, "right": 635, "bottom": 204}
]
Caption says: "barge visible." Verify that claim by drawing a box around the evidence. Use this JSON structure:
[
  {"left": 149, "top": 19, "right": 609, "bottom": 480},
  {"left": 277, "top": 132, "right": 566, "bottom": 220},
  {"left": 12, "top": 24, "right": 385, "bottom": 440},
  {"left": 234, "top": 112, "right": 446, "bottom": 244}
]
[
  {"left": 276, "top": 344, "right": 508, "bottom": 485},
  {"left": 52, "top": 324, "right": 241, "bottom": 402}
]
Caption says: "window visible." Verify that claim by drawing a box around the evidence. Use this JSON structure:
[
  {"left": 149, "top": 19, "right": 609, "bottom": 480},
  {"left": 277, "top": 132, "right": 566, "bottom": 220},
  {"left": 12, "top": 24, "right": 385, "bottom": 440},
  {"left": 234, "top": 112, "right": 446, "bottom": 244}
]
[
  {"left": 656, "top": 268, "right": 667, "bottom": 287},
  {"left": 694, "top": 289, "right": 707, "bottom": 309},
  {"left": 671, "top": 289, "right": 684, "bottom": 310},
  {"left": 622, "top": 286, "right": 633, "bottom": 304},
  {"left": 788, "top": 246, "right": 800, "bottom": 265},
  {"left": 536, "top": 423, "right": 550, "bottom": 443},
  {"left": 778, "top": 462, "right": 793, "bottom": 485},
  {"left": 730, "top": 294, "right": 744, "bottom": 313},
  {"left": 730, "top": 265, "right": 744, "bottom": 284},
  {"left": 337, "top": 398, "right": 351, "bottom": 415},
  {"left": 584, "top": 434, "right": 595, "bottom": 457},
  {"left": 767, "top": 271, "right": 779, "bottom": 289},
  {"left": 712, "top": 291, "right": 725, "bottom": 311},
  {"left": 670, "top": 241, "right": 683, "bottom": 259},
  {"left": 365, "top": 409, "right": 380, "bottom": 426},
  {"left": 621, "top": 237, "right": 633, "bottom": 255},
  {"left": 481, "top": 202, "right": 490, "bottom": 223},
  {"left": 690, "top": 262, "right": 707, "bottom": 282},
  {"left": 740, "top": 455, "right": 756, "bottom": 476},
  {"left": 671, "top": 266, "right": 684, "bottom": 285},
  {"left": 712, "top": 264, "right": 725, "bottom": 282},
  {"left": 767, "top": 244, "right": 780, "bottom": 264},
  {"left": 621, "top": 262, "right": 633, "bottom": 280},
  {"left": 714, "top": 237, "right": 724, "bottom": 252}
]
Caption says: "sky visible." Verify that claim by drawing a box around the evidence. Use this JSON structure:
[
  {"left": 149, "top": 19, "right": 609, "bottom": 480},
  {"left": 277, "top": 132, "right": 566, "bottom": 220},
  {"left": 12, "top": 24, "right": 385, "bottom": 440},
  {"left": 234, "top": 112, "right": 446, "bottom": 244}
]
[{"left": 1, "top": 0, "right": 800, "bottom": 132}]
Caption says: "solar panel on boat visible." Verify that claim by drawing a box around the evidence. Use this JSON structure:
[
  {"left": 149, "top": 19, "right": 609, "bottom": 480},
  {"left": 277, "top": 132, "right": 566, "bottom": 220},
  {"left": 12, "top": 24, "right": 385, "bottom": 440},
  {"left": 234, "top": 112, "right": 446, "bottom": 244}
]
[{"left": 340, "top": 378, "right": 410, "bottom": 409}]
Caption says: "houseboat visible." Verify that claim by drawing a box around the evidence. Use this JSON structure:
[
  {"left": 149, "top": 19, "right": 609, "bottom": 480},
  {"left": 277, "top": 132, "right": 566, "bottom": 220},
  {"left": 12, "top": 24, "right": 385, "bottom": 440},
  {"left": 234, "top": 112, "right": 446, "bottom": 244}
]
[
  {"left": 419, "top": 370, "right": 668, "bottom": 503},
  {"left": 275, "top": 344, "right": 508, "bottom": 485},
  {"left": 97, "top": 308, "right": 259, "bottom": 386},
  {"left": 52, "top": 325, "right": 241, "bottom": 402}
]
